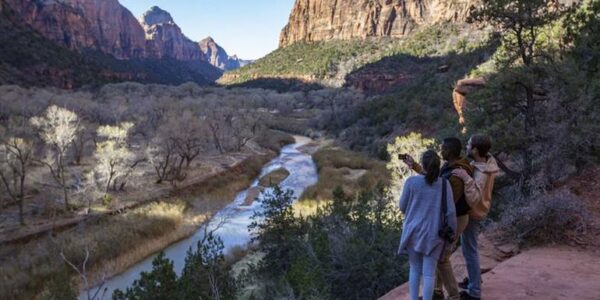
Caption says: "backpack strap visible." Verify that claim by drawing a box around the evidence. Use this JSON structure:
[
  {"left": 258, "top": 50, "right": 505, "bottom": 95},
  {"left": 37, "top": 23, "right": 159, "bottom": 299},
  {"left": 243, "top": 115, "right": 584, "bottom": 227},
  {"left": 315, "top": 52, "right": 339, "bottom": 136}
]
[{"left": 441, "top": 179, "right": 447, "bottom": 216}]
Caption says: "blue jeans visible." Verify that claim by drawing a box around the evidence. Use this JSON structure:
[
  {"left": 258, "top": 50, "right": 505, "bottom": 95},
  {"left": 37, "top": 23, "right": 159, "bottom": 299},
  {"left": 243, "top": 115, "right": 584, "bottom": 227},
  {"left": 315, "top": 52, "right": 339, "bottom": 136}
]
[
  {"left": 461, "top": 218, "right": 482, "bottom": 297},
  {"left": 408, "top": 248, "right": 438, "bottom": 300}
]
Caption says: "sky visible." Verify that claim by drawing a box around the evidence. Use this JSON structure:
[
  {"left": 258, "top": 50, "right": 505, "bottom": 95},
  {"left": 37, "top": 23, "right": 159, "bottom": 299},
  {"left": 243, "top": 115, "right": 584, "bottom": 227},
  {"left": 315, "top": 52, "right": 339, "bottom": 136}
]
[{"left": 119, "top": 0, "right": 296, "bottom": 60}]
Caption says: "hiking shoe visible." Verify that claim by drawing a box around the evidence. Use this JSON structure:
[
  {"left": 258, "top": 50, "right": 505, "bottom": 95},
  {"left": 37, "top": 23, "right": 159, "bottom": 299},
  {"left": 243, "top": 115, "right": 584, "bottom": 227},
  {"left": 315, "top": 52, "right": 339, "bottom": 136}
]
[
  {"left": 433, "top": 290, "right": 445, "bottom": 300},
  {"left": 458, "top": 277, "right": 469, "bottom": 290},
  {"left": 460, "top": 291, "right": 481, "bottom": 300},
  {"left": 418, "top": 290, "right": 444, "bottom": 300}
]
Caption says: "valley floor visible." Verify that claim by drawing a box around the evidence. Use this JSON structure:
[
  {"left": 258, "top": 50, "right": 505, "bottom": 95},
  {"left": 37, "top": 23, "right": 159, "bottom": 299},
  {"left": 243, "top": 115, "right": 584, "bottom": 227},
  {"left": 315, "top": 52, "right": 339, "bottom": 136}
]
[{"left": 0, "top": 138, "right": 283, "bottom": 299}]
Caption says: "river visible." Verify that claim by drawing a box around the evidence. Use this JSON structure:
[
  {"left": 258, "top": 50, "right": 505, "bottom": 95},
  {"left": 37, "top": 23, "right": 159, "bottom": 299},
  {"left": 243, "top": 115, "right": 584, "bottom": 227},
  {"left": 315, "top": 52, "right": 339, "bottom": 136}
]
[{"left": 79, "top": 136, "right": 318, "bottom": 299}]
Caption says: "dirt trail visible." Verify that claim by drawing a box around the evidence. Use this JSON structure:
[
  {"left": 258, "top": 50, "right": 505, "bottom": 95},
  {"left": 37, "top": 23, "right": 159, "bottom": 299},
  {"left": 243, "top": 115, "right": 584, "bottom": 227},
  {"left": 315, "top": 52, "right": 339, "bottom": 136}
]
[{"left": 481, "top": 247, "right": 600, "bottom": 300}]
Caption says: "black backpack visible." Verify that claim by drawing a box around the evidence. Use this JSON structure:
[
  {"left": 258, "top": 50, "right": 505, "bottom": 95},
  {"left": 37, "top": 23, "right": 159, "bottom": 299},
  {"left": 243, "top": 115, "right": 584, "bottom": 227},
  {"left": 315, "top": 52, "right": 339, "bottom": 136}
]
[
  {"left": 440, "top": 165, "right": 471, "bottom": 216},
  {"left": 438, "top": 179, "right": 455, "bottom": 244}
]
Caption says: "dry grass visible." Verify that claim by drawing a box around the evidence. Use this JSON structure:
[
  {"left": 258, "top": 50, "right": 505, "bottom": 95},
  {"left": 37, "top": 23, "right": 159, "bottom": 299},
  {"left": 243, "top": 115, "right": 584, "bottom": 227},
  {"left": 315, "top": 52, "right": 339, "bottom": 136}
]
[
  {"left": 0, "top": 151, "right": 278, "bottom": 300},
  {"left": 300, "top": 147, "right": 389, "bottom": 202},
  {"left": 259, "top": 168, "right": 290, "bottom": 187},
  {"left": 293, "top": 199, "right": 330, "bottom": 218},
  {"left": 0, "top": 201, "right": 186, "bottom": 299}
]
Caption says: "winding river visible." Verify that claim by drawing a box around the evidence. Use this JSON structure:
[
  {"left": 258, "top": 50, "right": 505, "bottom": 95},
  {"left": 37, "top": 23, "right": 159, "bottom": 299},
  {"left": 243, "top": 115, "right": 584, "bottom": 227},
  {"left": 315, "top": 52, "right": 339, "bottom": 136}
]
[{"left": 79, "top": 136, "right": 318, "bottom": 299}]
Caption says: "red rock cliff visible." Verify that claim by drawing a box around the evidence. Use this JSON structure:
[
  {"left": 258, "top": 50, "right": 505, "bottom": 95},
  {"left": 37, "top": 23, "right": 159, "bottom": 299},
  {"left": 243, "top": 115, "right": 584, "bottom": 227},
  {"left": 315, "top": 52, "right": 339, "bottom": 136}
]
[
  {"left": 280, "top": 0, "right": 477, "bottom": 47},
  {"left": 141, "top": 6, "right": 204, "bottom": 61},
  {"left": 5, "top": 0, "right": 147, "bottom": 59}
]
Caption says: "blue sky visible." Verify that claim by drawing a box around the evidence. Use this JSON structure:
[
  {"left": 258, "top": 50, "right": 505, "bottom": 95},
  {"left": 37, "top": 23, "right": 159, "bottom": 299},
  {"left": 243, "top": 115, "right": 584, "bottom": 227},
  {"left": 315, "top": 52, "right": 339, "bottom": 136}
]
[{"left": 120, "top": 0, "right": 296, "bottom": 60}]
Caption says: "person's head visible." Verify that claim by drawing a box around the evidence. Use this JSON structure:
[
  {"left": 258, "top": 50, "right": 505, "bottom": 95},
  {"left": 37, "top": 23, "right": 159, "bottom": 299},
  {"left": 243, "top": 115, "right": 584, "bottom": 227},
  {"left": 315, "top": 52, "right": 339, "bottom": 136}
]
[
  {"left": 467, "top": 134, "right": 492, "bottom": 159},
  {"left": 421, "top": 150, "right": 441, "bottom": 185},
  {"left": 441, "top": 137, "right": 462, "bottom": 161}
]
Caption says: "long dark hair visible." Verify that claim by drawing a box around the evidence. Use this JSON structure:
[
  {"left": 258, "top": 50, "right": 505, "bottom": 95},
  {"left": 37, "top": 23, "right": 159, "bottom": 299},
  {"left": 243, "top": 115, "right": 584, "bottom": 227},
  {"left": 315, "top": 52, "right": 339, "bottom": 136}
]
[{"left": 421, "top": 150, "right": 440, "bottom": 185}]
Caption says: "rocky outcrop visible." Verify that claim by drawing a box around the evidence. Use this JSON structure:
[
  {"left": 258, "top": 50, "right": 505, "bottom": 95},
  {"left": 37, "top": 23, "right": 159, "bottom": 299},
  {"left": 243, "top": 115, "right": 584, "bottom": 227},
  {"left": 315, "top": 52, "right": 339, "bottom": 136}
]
[
  {"left": 280, "top": 0, "right": 478, "bottom": 47},
  {"left": 141, "top": 6, "right": 203, "bottom": 61},
  {"left": 5, "top": 0, "right": 147, "bottom": 59},
  {"left": 199, "top": 37, "right": 243, "bottom": 71},
  {"left": 380, "top": 245, "right": 600, "bottom": 300},
  {"left": 453, "top": 78, "right": 486, "bottom": 127}
]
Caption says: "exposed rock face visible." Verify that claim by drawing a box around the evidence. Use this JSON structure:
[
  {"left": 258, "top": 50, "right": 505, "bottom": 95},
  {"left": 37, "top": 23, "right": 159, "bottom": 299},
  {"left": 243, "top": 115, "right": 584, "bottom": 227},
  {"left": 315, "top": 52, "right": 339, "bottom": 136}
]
[
  {"left": 280, "top": 0, "right": 478, "bottom": 47},
  {"left": 5, "top": 0, "right": 147, "bottom": 59},
  {"left": 2, "top": 0, "right": 246, "bottom": 85},
  {"left": 0, "top": 0, "right": 221, "bottom": 88},
  {"left": 141, "top": 6, "right": 203, "bottom": 61},
  {"left": 453, "top": 78, "right": 486, "bottom": 126},
  {"left": 141, "top": 5, "right": 174, "bottom": 26},
  {"left": 199, "top": 37, "right": 242, "bottom": 71}
]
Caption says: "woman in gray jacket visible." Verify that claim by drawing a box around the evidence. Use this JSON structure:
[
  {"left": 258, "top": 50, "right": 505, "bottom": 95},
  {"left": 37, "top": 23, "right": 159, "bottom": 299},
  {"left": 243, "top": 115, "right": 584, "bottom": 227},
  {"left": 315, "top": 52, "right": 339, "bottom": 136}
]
[{"left": 398, "top": 150, "right": 457, "bottom": 300}]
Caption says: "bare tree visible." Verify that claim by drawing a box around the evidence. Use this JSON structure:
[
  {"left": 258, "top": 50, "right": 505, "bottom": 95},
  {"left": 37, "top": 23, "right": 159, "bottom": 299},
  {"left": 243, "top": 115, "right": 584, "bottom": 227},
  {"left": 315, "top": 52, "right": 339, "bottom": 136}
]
[
  {"left": 0, "top": 136, "right": 33, "bottom": 225},
  {"left": 146, "top": 137, "right": 186, "bottom": 186},
  {"left": 30, "top": 105, "right": 79, "bottom": 210},
  {"left": 61, "top": 246, "right": 107, "bottom": 300},
  {"left": 73, "top": 120, "right": 96, "bottom": 166},
  {"left": 230, "top": 112, "right": 258, "bottom": 151},
  {"left": 49, "top": 231, "right": 108, "bottom": 300},
  {"left": 92, "top": 123, "right": 139, "bottom": 193},
  {"left": 206, "top": 110, "right": 229, "bottom": 154},
  {"left": 167, "top": 110, "right": 208, "bottom": 167}
]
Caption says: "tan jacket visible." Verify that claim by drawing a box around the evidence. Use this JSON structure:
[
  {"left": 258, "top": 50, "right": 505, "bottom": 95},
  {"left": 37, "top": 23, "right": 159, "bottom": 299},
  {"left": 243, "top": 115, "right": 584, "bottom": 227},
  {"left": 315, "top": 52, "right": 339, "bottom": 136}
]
[{"left": 463, "top": 155, "right": 499, "bottom": 220}]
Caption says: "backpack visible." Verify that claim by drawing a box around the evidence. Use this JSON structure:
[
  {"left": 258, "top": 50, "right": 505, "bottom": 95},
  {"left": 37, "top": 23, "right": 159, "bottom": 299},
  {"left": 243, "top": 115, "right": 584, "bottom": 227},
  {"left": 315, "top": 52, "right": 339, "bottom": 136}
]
[{"left": 440, "top": 165, "right": 471, "bottom": 216}]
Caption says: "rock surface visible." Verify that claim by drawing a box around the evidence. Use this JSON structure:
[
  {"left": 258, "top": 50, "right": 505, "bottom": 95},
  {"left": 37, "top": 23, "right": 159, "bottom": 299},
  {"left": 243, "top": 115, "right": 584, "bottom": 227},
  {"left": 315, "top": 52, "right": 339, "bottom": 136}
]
[
  {"left": 481, "top": 247, "right": 600, "bottom": 300},
  {"left": 141, "top": 6, "right": 204, "bottom": 61},
  {"left": 4, "top": 1, "right": 244, "bottom": 71},
  {"left": 379, "top": 234, "right": 513, "bottom": 300},
  {"left": 5, "top": 0, "right": 147, "bottom": 59},
  {"left": 280, "top": 0, "right": 478, "bottom": 47},
  {"left": 199, "top": 37, "right": 243, "bottom": 71},
  {"left": 379, "top": 240, "right": 600, "bottom": 300},
  {"left": 453, "top": 78, "right": 486, "bottom": 126}
]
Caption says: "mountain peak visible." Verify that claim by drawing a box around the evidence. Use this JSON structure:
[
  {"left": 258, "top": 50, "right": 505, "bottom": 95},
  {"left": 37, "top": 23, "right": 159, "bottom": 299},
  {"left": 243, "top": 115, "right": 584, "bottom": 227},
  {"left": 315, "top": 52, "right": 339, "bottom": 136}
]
[
  {"left": 200, "top": 36, "right": 216, "bottom": 44},
  {"left": 142, "top": 6, "right": 174, "bottom": 26}
]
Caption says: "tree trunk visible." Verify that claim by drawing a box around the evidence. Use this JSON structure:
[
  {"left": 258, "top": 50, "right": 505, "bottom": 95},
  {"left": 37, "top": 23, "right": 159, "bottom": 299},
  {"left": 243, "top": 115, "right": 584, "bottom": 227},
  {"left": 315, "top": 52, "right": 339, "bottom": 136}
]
[
  {"left": 18, "top": 162, "right": 26, "bottom": 225},
  {"left": 522, "top": 85, "right": 536, "bottom": 196}
]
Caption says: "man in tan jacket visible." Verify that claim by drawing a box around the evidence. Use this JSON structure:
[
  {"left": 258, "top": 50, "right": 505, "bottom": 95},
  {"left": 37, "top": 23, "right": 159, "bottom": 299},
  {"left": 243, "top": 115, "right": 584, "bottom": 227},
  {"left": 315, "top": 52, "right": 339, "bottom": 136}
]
[{"left": 451, "top": 134, "right": 499, "bottom": 300}]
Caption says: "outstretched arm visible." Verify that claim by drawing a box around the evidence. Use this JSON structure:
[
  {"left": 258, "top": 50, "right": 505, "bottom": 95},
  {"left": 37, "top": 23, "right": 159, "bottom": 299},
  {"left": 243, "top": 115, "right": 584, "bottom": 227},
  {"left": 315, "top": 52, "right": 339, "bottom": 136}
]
[{"left": 403, "top": 155, "right": 424, "bottom": 174}]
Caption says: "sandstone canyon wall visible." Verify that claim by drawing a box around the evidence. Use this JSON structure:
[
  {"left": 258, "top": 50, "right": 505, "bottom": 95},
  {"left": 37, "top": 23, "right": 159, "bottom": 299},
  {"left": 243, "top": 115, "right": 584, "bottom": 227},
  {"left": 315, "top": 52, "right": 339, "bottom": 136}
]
[
  {"left": 5, "top": 0, "right": 147, "bottom": 59},
  {"left": 4, "top": 1, "right": 243, "bottom": 71},
  {"left": 280, "top": 0, "right": 478, "bottom": 47},
  {"left": 199, "top": 37, "right": 242, "bottom": 71},
  {"left": 141, "top": 6, "right": 204, "bottom": 61}
]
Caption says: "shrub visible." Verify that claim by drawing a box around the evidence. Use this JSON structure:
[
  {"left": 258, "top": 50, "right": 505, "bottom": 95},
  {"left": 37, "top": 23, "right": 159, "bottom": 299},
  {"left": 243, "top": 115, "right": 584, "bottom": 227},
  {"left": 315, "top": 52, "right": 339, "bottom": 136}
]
[
  {"left": 245, "top": 185, "right": 407, "bottom": 299},
  {"left": 386, "top": 132, "right": 437, "bottom": 198},
  {"left": 493, "top": 190, "right": 589, "bottom": 246},
  {"left": 38, "top": 268, "right": 77, "bottom": 300}
]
